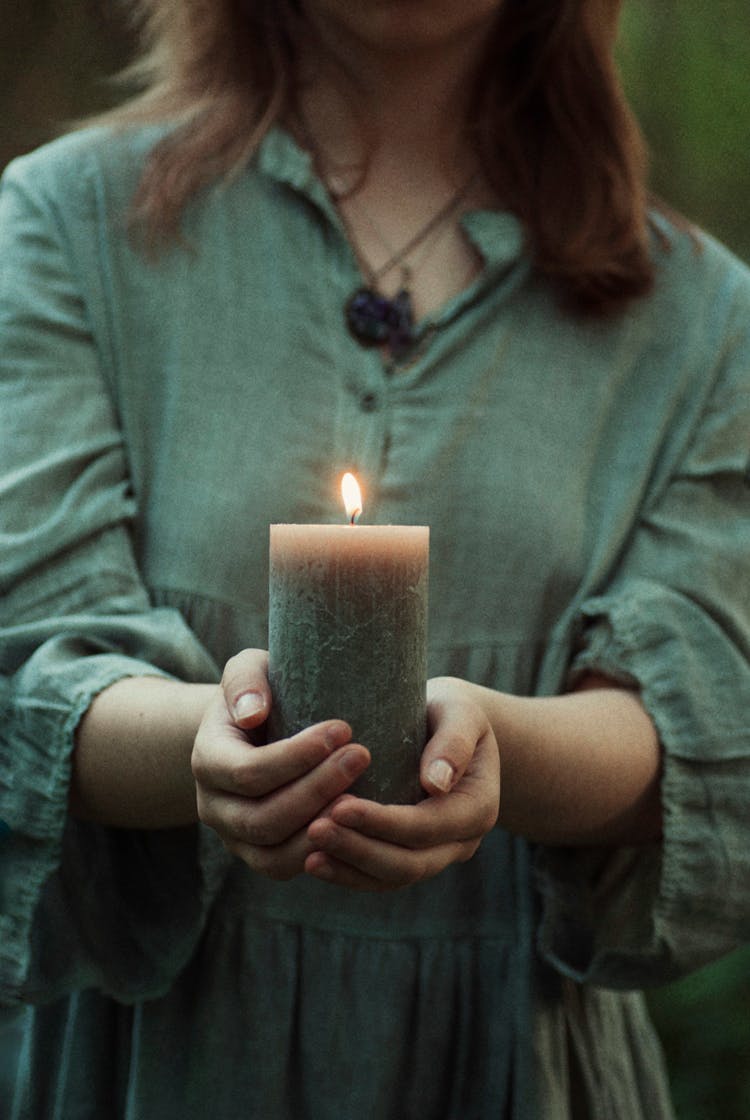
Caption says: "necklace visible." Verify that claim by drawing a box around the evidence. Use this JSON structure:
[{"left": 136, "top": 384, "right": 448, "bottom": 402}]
[
  {"left": 339, "top": 180, "right": 473, "bottom": 359},
  {"left": 294, "top": 112, "right": 474, "bottom": 358}
]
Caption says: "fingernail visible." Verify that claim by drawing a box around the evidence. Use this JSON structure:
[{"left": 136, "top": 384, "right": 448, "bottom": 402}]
[
  {"left": 338, "top": 748, "right": 366, "bottom": 780},
  {"left": 426, "top": 759, "right": 455, "bottom": 793},
  {"left": 324, "top": 721, "right": 352, "bottom": 749},
  {"left": 233, "top": 691, "right": 265, "bottom": 721}
]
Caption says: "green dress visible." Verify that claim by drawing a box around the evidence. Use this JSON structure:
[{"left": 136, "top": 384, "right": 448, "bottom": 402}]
[{"left": 1, "top": 125, "right": 749, "bottom": 1119}]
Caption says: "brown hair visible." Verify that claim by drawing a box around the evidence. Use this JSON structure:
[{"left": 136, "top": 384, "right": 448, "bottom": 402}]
[{"left": 107, "top": 0, "right": 653, "bottom": 314}]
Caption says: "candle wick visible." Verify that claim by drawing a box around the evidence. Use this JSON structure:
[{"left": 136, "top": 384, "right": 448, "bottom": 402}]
[{"left": 349, "top": 509, "right": 362, "bottom": 525}]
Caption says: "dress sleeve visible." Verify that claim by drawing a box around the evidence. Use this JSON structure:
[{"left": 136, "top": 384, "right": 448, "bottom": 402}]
[
  {"left": 535, "top": 286, "right": 750, "bottom": 990},
  {"left": 0, "top": 153, "right": 227, "bottom": 1007}
]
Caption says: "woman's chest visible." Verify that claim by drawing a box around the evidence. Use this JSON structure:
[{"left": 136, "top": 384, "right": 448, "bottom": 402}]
[
  {"left": 117, "top": 327, "right": 639, "bottom": 652},
  {"left": 106, "top": 251, "right": 677, "bottom": 667}
]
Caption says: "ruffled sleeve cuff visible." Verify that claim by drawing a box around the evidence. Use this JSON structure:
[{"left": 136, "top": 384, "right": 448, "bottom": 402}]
[
  {"left": 535, "top": 578, "right": 750, "bottom": 990},
  {"left": 0, "top": 641, "right": 230, "bottom": 1007}
]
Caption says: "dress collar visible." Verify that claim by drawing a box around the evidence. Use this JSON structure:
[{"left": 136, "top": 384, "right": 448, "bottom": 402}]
[
  {"left": 256, "top": 126, "right": 337, "bottom": 223},
  {"left": 256, "top": 126, "right": 526, "bottom": 272}
]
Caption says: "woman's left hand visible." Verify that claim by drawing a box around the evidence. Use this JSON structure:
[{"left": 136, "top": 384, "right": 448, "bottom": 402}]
[{"left": 304, "top": 676, "right": 500, "bottom": 891}]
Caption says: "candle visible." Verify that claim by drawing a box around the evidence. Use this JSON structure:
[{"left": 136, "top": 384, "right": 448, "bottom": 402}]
[{"left": 267, "top": 474, "right": 429, "bottom": 804}]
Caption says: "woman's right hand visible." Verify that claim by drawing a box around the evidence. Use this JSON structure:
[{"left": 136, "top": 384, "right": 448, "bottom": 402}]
[{"left": 191, "top": 649, "right": 371, "bottom": 880}]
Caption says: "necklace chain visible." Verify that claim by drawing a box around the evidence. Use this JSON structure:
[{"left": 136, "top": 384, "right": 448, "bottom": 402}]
[
  {"left": 334, "top": 177, "right": 476, "bottom": 359},
  {"left": 347, "top": 193, "right": 449, "bottom": 289},
  {"left": 343, "top": 176, "right": 475, "bottom": 286},
  {"left": 297, "top": 115, "right": 475, "bottom": 359}
]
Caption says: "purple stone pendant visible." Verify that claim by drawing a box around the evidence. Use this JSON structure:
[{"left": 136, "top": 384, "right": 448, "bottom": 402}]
[{"left": 345, "top": 287, "right": 415, "bottom": 358}]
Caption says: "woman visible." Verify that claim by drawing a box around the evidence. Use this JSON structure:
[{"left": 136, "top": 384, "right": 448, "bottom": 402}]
[{"left": 1, "top": 1, "right": 748, "bottom": 1117}]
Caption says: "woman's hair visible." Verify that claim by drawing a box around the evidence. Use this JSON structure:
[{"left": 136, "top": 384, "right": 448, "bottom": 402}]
[{"left": 106, "top": 0, "right": 653, "bottom": 314}]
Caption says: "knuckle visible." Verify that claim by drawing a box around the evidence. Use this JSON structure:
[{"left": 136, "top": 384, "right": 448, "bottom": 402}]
[
  {"left": 234, "top": 806, "right": 285, "bottom": 848},
  {"left": 457, "top": 838, "right": 482, "bottom": 864},
  {"left": 195, "top": 790, "right": 223, "bottom": 832},
  {"left": 404, "top": 855, "right": 429, "bottom": 886},
  {"left": 480, "top": 799, "right": 500, "bottom": 834},
  {"left": 191, "top": 745, "right": 219, "bottom": 787},
  {"left": 454, "top": 789, "right": 498, "bottom": 838},
  {"left": 228, "top": 759, "right": 262, "bottom": 797}
]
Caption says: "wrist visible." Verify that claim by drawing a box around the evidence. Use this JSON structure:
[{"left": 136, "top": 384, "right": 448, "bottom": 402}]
[
  {"left": 71, "top": 677, "right": 219, "bottom": 828},
  {"left": 457, "top": 680, "right": 662, "bottom": 846}
]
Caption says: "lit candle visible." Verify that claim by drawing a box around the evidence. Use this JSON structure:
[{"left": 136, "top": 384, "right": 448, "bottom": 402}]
[{"left": 267, "top": 474, "right": 429, "bottom": 804}]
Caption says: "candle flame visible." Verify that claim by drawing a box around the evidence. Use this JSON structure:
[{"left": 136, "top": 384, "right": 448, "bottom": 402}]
[{"left": 341, "top": 472, "right": 363, "bottom": 524}]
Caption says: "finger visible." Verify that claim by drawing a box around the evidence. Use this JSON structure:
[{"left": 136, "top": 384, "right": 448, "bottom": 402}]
[
  {"left": 199, "top": 743, "right": 371, "bottom": 847},
  {"left": 193, "top": 718, "right": 353, "bottom": 797},
  {"left": 304, "top": 850, "right": 396, "bottom": 892},
  {"left": 308, "top": 856, "right": 457, "bottom": 892},
  {"left": 329, "top": 731, "right": 499, "bottom": 846},
  {"left": 225, "top": 827, "right": 314, "bottom": 882},
  {"left": 304, "top": 819, "right": 477, "bottom": 890},
  {"left": 221, "top": 648, "right": 272, "bottom": 728},
  {"left": 420, "top": 680, "right": 491, "bottom": 795}
]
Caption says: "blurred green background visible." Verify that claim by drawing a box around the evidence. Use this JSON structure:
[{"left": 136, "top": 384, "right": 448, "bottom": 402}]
[{"left": 1, "top": 2, "right": 749, "bottom": 1117}]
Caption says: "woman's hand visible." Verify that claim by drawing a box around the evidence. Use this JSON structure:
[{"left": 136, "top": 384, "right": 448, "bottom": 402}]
[
  {"left": 304, "top": 676, "right": 500, "bottom": 891},
  {"left": 191, "top": 649, "right": 371, "bottom": 880}
]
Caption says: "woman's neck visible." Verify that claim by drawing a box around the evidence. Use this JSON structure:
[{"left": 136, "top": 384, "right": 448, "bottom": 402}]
[
  {"left": 291, "top": 4, "right": 501, "bottom": 332},
  {"left": 296, "top": 6, "right": 497, "bottom": 174}
]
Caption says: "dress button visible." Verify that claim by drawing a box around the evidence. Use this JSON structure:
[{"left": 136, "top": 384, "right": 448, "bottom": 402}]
[{"left": 360, "top": 392, "right": 379, "bottom": 412}]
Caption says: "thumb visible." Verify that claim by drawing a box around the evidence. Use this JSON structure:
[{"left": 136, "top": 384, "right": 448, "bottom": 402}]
[
  {"left": 421, "top": 680, "right": 485, "bottom": 796},
  {"left": 221, "top": 648, "right": 272, "bottom": 728}
]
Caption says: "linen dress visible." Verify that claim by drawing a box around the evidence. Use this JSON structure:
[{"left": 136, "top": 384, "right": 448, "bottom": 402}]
[{"left": 1, "top": 125, "right": 749, "bottom": 1120}]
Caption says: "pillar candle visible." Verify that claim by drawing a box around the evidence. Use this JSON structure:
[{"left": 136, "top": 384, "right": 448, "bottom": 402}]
[{"left": 267, "top": 476, "right": 429, "bottom": 804}]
